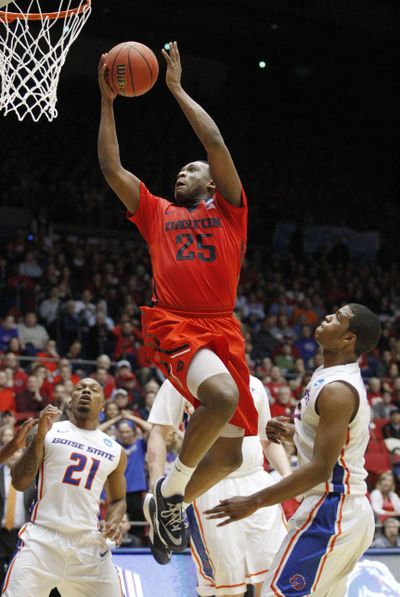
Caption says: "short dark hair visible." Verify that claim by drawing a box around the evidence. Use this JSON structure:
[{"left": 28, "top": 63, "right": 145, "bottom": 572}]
[{"left": 347, "top": 303, "right": 382, "bottom": 356}]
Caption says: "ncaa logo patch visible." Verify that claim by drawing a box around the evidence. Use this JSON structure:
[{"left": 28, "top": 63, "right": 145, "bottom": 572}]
[
  {"left": 289, "top": 574, "right": 307, "bottom": 591},
  {"left": 313, "top": 378, "right": 325, "bottom": 387},
  {"left": 103, "top": 438, "right": 113, "bottom": 447}
]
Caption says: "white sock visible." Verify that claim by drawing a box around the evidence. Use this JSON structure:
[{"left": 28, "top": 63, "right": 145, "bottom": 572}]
[{"left": 161, "top": 456, "right": 195, "bottom": 498}]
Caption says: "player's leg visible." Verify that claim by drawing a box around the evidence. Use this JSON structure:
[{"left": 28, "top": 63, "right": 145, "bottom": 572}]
[
  {"left": 60, "top": 532, "right": 124, "bottom": 597},
  {"left": 184, "top": 435, "right": 243, "bottom": 503},
  {"left": 261, "top": 494, "right": 374, "bottom": 597},
  {"left": 2, "top": 524, "right": 63, "bottom": 597},
  {"left": 152, "top": 350, "right": 243, "bottom": 552}
]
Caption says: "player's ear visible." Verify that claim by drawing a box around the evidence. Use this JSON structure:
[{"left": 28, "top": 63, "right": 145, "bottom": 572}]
[
  {"left": 342, "top": 331, "right": 356, "bottom": 351},
  {"left": 207, "top": 179, "right": 216, "bottom": 194}
]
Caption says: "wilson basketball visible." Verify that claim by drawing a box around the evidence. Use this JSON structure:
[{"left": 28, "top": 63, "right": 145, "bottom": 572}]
[{"left": 105, "top": 41, "right": 159, "bottom": 97}]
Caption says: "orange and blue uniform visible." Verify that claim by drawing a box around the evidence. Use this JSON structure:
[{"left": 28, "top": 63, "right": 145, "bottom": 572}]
[{"left": 127, "top": 182, "right": 258, "bottom": 435}]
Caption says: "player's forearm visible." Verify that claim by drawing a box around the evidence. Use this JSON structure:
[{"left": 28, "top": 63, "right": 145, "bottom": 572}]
[
  {"left": 170, "top": 86, "right": 224, "bottom": 151},
  {"left": 0, "top": 439, "right": 24, "bottom": 465},
  {"left": 11, "top": 435, "right": 44, "bottom": 491},
  {"left": 251, "top": 461, "right": 331, "bottom": 510},
  {"left": 106, "top": 497, "right": 126, "bottom": 527},
  {"left": 264, "top": 441, "right": 292, "bottom": 478},
  {"left": 98, "top": 98, "right": 122, "bottom": 175}
]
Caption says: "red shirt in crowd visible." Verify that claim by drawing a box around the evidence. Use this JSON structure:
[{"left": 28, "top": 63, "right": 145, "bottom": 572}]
[{"left": 0, "top": 387, "right": 16, "bottom": 412}]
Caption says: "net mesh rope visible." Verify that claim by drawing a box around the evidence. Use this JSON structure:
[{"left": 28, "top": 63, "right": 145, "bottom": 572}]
[{"left": 0, "top": 0, "right": 91, "bottom": 121}]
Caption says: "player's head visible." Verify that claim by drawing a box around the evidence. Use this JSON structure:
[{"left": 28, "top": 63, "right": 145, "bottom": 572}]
[
  {"left": 314, "top": 303, "right": 381, "bottom": 357},
  {"left": 70, "top": 378, "right": 105, "bottom": 422},
  {"left": 174, "top": 160, "right": 215, "bottom": 204}
]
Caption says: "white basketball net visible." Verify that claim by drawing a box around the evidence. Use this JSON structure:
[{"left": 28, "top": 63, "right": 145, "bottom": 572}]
[{"left": 0, "top": 0, "right": 92, "bottom": 121}]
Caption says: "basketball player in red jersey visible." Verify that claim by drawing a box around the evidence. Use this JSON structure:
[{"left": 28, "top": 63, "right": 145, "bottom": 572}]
[{"left": 98, "top": 41, "right": 258, "bottom": 557}]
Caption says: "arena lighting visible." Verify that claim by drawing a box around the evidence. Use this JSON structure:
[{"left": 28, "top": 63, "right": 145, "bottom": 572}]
[
  {"left": 163, "top": 42, "right": 170, "bottom": 50},
  {"left": 258, "top": 60, "right": 267, "bottom": 69}
]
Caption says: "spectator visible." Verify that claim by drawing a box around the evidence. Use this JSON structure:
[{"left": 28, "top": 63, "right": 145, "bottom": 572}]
[
  {"left": 270, "top": 386, "right": 295, "bottom": 418},
  {"left": 36, "top": 339, "right": 59, "bottom": 374},
  {"left": 251, "top": 317, "right": 279, "bottom": 360},
  {"left": 18, "top": 251, "right": 42, "bottom": 279},
  {"left": 74, "top": 289, "right": 96, "bottom": 328},
  {"left": 93, "top": 367, "right": 115, "bottom": 400},
  {"left": 264, "top": 366, "right": 287, "bottom": 401},
  {"left": 367, "top": 377, "right": 383, "bottom": 404},
  {"left": 370, "top": 471, "right": 400, "bottom": 523},
  {"left": 293, "top": 324, "right": 318, "bottom": 364},
  {"left": 2, "top": 353, "right": 27, "bottom": 394},
  {"left": 58, "top": 300, "right": 80, "bottom": 354},
  {"left": 0, "top": 372, "right": 16, "bottom": 413},
  {"left": 113, "top": 321, "right": 139, "bottom": 365},
  {"left": 117, "top": 513, "right": 142, "bottom": 548},
  {"left": 0, "top": 427, "right": 14, "bottom": 448},
  {"left": 38, "top": 286, "right": 61, "bottom": 335},
  {"left": 15, "top": 374, "right": 49, "bottom": 413},
  {"left": 111, "top": 388, "right": 130, "bottom": 411},
  {"left": 86, "top": 313, "right": 114, "bottom": 359},
  {"left": 0, "top": 317, "right": 18, "bottom": 354},
  {"left": 116, "top": 418, "right": 151, "bottom": 545},
  {"left": 372, "top": 517, "right": 400, "bottom": 548},
  {"left": 0, "top": 449, "right": 36, "bottom": 585},
  {"left": 371, "top": 392, "right": 397, "bottom": 420},
  {"left": 274, "top": 343, "right": 296, "bottom": 374},
  {"left": 99, "top": 400, "right": 121, "bottom": 428},
  {"left": 7, "top": 338, "right": 22, "bottom": 356},
  {"left": 382, "top": 409, "right": 400, "bottom": 440},
  {"left": 114, "top": 360, "right": 141, "bottom": 400},
  {"left": 96, "top": 354, "right": 112, "bottom": 372},
  {"left": 17, "top": 312, "right": 49, "bottom": 353}
]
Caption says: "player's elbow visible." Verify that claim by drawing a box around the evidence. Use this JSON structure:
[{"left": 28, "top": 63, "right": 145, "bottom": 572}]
[
  {"left": 10, "top": 474, "right": 29, "bottom": 492},
  {"left": 313, "top": 461, "right": 336, "bottom": 484}
]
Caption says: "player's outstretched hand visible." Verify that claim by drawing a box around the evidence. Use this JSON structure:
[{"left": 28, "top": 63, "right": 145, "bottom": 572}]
[
  {"left": 204, "top": 496, "right": 258, "bottom": 527},
  {"left": 98, "top": 54, "right": 117, "bottom": 101},
  {"left": 37, "top": 405, "right": 61, "bottom": 439},
  {"left": 11, "top": 418, "right": 38, "bottom": 450},
  {"left": 161, "top": 41, "right": 182, "bottom": 92},
  {"left": 266, "top": 416, "right": 295, "bottom": 445}
]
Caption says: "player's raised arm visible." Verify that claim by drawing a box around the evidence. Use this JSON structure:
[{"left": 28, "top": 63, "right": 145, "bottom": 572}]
[
  {"left": 162, "top": 42, "right": 242, "bottom": 207},
  {"left": 11, "top": 405, "right": 60, "bottom": 491},
  {"left": 205, "top": 382, "right": 357, "bottom": 525},
  {"left": 98, "top": 55, "right": 141, "bottom": 214}
]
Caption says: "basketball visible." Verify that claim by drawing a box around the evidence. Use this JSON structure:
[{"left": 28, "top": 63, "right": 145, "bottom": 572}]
[{"left": 104, "top": 41, "right": 159, "bottom": 97}]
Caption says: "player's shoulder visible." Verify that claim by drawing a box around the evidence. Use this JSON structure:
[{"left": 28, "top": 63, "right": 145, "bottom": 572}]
[{"left": 50, "top": 420, "right": 71, "bottom": 434}]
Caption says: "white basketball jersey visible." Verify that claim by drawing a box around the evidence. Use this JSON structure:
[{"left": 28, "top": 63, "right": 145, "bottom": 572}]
[
  {"left": 294, "top": 362, "right": 370, "bottom": 496},
  {"left": 31, "top": 420, "right": 122, "bottom": 533},
  {"left": 149, "top": 376, "right": 270, "bottom": 477}
]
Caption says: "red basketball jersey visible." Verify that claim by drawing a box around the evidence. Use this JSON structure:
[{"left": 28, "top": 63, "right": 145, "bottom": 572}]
[{"left": 127, "top": 182, "right": 247, "bottom": 313}]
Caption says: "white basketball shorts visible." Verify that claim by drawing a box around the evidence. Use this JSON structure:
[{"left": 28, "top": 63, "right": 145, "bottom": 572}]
[
  {"left": 187, "top": 469, "right": 287, "bottom": 596},
  {"left": 261, "top": 493, "right": 375, "bottom": 597},
  {"left": 2, "top": 522, "right": 124, "bottom": 597}
]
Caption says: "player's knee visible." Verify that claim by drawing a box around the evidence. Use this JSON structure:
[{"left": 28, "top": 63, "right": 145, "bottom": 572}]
[
  {"left": 199, "top": 377, "right": 239, "bottom": 421},
  {"left": 214, "top": 441, "right": 243, "bottom": 474}
]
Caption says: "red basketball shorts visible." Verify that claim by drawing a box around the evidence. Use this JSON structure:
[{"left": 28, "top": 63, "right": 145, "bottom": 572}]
[{"left": 140, "top": 306, "right": 258, "bottom": 436}]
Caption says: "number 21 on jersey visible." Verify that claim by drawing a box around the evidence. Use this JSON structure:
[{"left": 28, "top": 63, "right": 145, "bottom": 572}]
[{"left": 62, "top": 451, "right": 100, "bottom": 490}]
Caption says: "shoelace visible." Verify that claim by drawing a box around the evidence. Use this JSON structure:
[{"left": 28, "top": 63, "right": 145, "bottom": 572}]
[{"left": 160, "top": 502, "right": 185, "bottom": 533}]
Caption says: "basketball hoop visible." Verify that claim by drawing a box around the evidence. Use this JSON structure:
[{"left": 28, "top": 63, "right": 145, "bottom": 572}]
[{"left": 0, "top": 0, "right": 92, "bottom": 121}]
